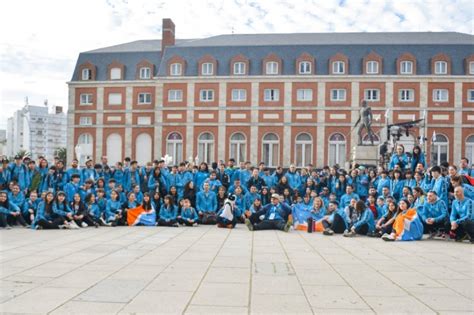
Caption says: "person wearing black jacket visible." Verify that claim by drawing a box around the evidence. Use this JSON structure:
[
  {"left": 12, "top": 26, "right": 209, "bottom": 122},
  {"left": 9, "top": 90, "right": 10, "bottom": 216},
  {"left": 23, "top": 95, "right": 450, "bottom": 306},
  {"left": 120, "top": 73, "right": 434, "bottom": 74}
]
[
  {"left": 183, "top": 181, "right": 197, "bottom": 209},
  {"left": 217, "top": 186, "right": 227, "bottom": 210},
  {"left": 70, "top": 193, "right": 98, "bottom": 228},
  {"left": 216, "top": 163, "right": 230, "bottom": 189},
  {"left": 247, "top": 168, "right": 266, "bottom": 191}
]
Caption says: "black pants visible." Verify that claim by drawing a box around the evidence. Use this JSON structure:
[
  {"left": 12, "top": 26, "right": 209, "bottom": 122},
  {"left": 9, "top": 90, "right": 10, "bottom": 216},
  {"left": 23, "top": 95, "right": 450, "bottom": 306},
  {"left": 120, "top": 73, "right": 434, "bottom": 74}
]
[
  {"left": 158, "top": 218, "right": 177, "bottom": 226},
  {"left": 5, "top": 213, "right": 28, "bottom": 227},
  {"left": 452, "top": 219, "right": 474, "bottom": 240},
  {"left": 178, "top": 218, "right": 196, "bottom": 226},
  {"left": 112, "top": 211, "right": 128, "bottom": 226},
  {"left": 74, "top": 214, "right": 96, "bottom": 227},
  {"left": 37, "top": 218, "right": 64, "bottom": 229},
  {"left": 354, "top": 223, "right": 369, "bottom": 235},
  {"left": 22, "top": 211, "right": 35, "bottom": 225},
  {"left": 216, "top": 216, "right": 236, "bottom": 228},
  {"left": 322, "top": 213, "right": 346, "bottom": 234},
  {"left": 248, "top": 212, "right": 262, "bottom": 225},
  {"left": 423, "top": 219, "right": 449, "bottom": 234},
  {"left": 199, "top": 212, "right": 217, "bottom": 225},
  {"left": 0, "top": 213, "right": 8, "bottom": 227},
  {"left": 380, "top": 224, "right": 393, "bottom": 235},
  {"left": 253, "top": 219, "right": 286, "bottom": 231}
]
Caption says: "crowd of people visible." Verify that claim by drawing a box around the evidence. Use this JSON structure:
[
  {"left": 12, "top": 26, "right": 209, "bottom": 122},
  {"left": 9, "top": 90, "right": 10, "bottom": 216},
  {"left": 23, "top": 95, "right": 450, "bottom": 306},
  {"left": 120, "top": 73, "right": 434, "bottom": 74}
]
[{"left": 0, "top": 144, "right": 473, "bottom": 243}]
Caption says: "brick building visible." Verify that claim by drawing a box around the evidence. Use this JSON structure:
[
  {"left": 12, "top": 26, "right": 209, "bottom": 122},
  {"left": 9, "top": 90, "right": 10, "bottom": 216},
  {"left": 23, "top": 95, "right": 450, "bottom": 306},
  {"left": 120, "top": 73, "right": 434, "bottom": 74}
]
[{"left": 68, "top": 19, "right": 474, "bottom": 167}]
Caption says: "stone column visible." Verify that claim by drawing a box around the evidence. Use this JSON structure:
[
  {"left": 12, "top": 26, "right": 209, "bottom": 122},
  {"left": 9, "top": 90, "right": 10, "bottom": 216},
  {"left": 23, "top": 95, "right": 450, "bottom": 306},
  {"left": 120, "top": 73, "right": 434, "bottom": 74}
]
[
  {"left": 218, "top": 82, "right": 226, "bottom": 162},
  {"left": 124, "top": 86, "right": 133, "bottom": 158},
  {"left": 250, "top": 82, "right": 259, "bottom": 164},
  {"left": 316, "top": 82, "right": 325, "bottom": 167},
  {"left": 453, "top": 82, "right": 463, "bottom": 163},
  {"left": 283, "top": 82, "right": 292, "bottom": 165},
  {"left": 96, "top": 87, "right": 104, "bottom": 160},
  {"left": 154, "top": 83, "right": 163, "bottom": 159},
  {"left": 186, "top": 83, "right": 195, "bottom": 160}
]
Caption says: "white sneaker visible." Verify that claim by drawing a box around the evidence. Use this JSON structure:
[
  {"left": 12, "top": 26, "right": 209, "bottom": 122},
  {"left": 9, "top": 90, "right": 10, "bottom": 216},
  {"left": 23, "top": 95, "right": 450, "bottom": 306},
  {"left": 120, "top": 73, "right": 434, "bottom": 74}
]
[
  {"left": 69, "top": 221, "right": 80, "bottom": 229},
  {"left": 81, "top": 222, "right": 88, "bottom": 228}
]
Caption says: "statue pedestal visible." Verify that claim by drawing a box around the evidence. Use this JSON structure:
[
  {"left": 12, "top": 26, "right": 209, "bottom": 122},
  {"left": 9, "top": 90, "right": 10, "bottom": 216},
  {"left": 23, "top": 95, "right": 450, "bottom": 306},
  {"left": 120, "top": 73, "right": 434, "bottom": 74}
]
[{"left": 353, "top": 145, "right": 379, "bottom": 166}]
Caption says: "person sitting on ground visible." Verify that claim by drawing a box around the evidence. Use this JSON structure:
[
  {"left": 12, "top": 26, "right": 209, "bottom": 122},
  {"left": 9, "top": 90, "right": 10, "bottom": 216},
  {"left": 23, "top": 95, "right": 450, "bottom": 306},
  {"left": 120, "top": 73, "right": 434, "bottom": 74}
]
[
  {"left": 217, "top": 194, "right": 237, "bottom": 228},
  {"left": 178, "top": 198, "right": 199, "bottom": 226},
  {"left": 449, "top": 186, "right": 474, "bottom": 242},
  {"left": 382, "top": 199, "right": 423, "bottom": 241},
  {"left": 158, "top": 195, "right": 179, "bottom": 227},
  {"left": 196, "top": 182, "right": 217, "bottom": 224},
  {"left": 373, "top": 200, "right": 398, "bottom": 237},
  {"left": 245, "top": 193, "right": 292, "bottom": 232},
  {"left": 344, "top": 200, "right": 375, "bottom": 237},
  {"left": 321, "top": 201, "right": 349, "bottom": 235},
  {"left": 419, "top": 191, "right": 449, "bottom": 238}
]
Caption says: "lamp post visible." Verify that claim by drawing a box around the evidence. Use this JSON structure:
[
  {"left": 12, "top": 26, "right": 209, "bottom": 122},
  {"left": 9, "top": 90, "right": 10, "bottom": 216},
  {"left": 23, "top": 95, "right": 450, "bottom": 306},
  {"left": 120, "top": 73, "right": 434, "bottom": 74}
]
[{"left": 430, "top": 131, "right": 437, "bottom": 167}]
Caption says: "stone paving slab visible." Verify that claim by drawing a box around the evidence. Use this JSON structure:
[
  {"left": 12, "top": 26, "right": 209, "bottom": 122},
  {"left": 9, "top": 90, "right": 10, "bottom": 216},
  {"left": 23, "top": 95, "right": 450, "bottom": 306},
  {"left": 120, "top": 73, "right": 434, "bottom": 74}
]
[{"left": 0, "top": 226, "right": 473, "bottom": 314}]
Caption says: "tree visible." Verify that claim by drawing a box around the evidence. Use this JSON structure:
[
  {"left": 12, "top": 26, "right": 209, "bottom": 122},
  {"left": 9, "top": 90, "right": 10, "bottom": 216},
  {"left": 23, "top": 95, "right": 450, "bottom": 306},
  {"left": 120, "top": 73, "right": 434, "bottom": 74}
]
[{"left": 55, "top": 147, "right": 67, "bottom": 162}]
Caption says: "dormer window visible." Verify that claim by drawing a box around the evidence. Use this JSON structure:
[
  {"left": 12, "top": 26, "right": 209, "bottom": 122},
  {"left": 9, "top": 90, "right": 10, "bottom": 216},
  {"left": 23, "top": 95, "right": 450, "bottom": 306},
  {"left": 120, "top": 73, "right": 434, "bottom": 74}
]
[
  {"left": 332, "top": 61, "right": 345, "bottom": 74},
  {"left": 266, "top": 62, "right": 278, "bottom": 75},
  {"left": 170, "top": 63, "right": 182, "bottom": 76},
  {"left": 400, "top": 61, "right": 413, "bottom": 74},
  {"left": 366, "top": 61, "right": 379, "bottom": 74},
  {"left": 299, "top": 61, "right": 311, "bottom": 74},
  {"left": 233, "top": 62, "right": 246, "bottom": 75},
  {"left": 201, "top": 62, "right": 214, "bottom": 76},
  {"left": 110, "top": 67, "right": 121, "bottom": 80},
  {"left": 82, "top": 68, "right": 91, "bottom": 80},
  {"left": 139, "top": 67, "right": 151, "bottom": 79},
  {"left": 434, "top": 61, "right": 447, "bottom": 74}
]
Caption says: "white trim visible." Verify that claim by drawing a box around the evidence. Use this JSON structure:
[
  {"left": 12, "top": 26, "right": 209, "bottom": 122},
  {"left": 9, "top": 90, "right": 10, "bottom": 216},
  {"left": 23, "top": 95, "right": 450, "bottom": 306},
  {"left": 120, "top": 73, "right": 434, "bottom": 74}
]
[
  {"left": 199, "top": 89, "right": 215, "bottom": 102},
  {"left": 329, "top": 113, "right": 346, "bottom": 120},
  {"left": 137, "top": 92, "right": 152, "bottom": 104},
  {"left": 366, "top": 61, "right": 379, "bottom": 74},
  {"left": 299, "top": 61, "right": 311, "bottom": 74},
  {"left": 230, "top": 113, "right": 246, "bottom": 119},
  {"left": 432, "top": 114, "right": 449, "bottom": 120},
  {"left": 296, "top": 113, "right": 313, "bottom": 120},
  {"left": 263, "top": 113, "right": 279, "bottom": 119},
  {"left": 198, "top": 113, "right": 214, "bottom": 119},
  {"left": 168, "top": 89, "right": 183, "bottom": 102},
  {"left": 330, "top": 89, "right": 346, "bottom": 101},
  {"left": 139, "top": 67, "right": 151, "bottom": 79},
  {"left": 265, "top": 61, "right": 278, "bottom": 75},
  {"left": 137, "top": 116, "right": 151, "bottom": 125},
  {"left": 233, "top": 62, "right": 246, "bottom": 75},
  {"left": 107, "top": 116, "right": 122, "bottom": 122},
  {"left": 110, "top": 67, "right": 121, "bottom": 80},
  {"left": 167, "top": 113, "right": 183, "bottom": 119},
  {"left": 332, "top": 61, "right": 345, "bottom": 74},
  {"left": 170, "top": 63, "right": 182, "bottom": 76},
  {"left": 201, "top": 62, "right": 214, "bottom": 76},
  {"left": 434, "top": 61, "right": 447, "bottom": 74}
]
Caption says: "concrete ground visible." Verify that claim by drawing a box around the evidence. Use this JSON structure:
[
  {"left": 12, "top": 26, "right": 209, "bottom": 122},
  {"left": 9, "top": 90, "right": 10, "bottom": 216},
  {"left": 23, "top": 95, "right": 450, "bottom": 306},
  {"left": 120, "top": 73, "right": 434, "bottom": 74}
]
[{"left": 0, "top": 226, "right": 473, "bottom": 315}]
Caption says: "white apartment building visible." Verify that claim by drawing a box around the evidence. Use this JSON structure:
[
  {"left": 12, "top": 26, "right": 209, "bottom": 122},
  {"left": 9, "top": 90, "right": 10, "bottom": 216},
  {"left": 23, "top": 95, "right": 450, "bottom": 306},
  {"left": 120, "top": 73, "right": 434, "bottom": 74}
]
[{"left": 6, "top": 105, "right": 67, "bottom": 161}]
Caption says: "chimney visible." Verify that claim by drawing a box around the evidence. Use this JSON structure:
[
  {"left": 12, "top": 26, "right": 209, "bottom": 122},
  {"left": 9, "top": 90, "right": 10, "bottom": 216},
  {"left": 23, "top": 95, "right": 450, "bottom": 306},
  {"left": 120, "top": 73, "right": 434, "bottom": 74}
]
[{"left": 161, "top": 18, "right": 175, "bottom": 52}]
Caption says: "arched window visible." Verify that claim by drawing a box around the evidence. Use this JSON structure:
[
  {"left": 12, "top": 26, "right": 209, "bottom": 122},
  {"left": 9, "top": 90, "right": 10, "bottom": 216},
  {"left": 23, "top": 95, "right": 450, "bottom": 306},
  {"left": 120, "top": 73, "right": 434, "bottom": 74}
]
[
  {"left": 106, "top": 133, "right": 122, "bottom": 165},
  {"left": 466, "top": 135, "right": 474, "bottom": 165},
  {"left": 432, "top": 134, "right": 448, "bottom": 165},
  {"left": 362, "top": 134, "right": 380, "bottom": 146},
  {"left": 230, "top": 133, "right": 247, "bottom": 164},
  {"left": 77, "top": 133, "right": 93, "bottom": 166},
  {"left": 135, "top": 133, "right": 152, "bottom": 165},
  {"left": 328, "top": 133, "right": 346, "bottom": 167},
  {"left": 198, "top": 132, "right": 214, "bottom": 164},
  {"left": 166, "top": 132, "right": 183, "bottom": 164},
  {"left": 262, "top": 133, "right": 280, "bottom": 167},
  {"left": 295, "top": 133, "right": 312, "bottom": 167}
]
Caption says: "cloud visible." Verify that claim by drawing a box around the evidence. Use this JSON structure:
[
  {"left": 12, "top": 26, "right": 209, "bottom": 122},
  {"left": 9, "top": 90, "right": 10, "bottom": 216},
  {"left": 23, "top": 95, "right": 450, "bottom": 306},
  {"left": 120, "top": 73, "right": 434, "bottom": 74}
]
[{"left": 0, "top": 0, "right": 472, "bottom": 129}]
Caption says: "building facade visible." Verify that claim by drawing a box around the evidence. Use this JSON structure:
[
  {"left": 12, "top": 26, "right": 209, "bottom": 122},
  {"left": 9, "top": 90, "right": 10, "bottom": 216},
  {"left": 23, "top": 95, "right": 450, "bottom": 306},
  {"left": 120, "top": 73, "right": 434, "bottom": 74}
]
[
  {"left": 6, "top": 105, "right": 67, "bottom": 161},
  {"left": 68, "top": 19, "right": 474, "bottom": 168}
]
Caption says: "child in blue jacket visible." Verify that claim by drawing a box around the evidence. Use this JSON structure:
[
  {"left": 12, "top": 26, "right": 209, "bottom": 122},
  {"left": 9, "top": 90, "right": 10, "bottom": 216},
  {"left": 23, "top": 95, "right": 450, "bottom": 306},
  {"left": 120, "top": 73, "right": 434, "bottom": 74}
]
[
  {"left": 178, "top": 198, "right": 198, "bottom": 226},
  {"left": 158, "top": 195, "right": 178, "bottom": 227}
]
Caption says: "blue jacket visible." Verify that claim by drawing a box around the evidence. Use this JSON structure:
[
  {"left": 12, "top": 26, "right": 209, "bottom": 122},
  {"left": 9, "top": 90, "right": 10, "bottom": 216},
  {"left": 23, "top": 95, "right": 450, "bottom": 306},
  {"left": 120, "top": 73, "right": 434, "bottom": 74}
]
[
  {"left": 356, "top": 175, "right": 369, "bottom": 198},
  {"left": 105, "top": 200, "right": 122, "bottom": 221},
  {"left": 262, "top": 202, "right": 291, "bottom": 221},
  {"left": 310, "top": 206, "right": 326, "bottom": 221},
  {"left": 261, "top": 174, "right": 275, "bottom": 188},
  {"left": 239, "top": 170, "right": 251, "bottom": 188},
  {"left": 450, "top": 198, "right": 473, "bottom": 225},
  {"left": 420, "top": 199, "right": 448, "bottom": 223},
  {"left": 410, "top": 153, "right": 427, "bottom": 171},
  {"left": 388, "top": 153, "right": 409, "bottom": 170},
  {"left": 203, "top": 178, "right": 222, "bottom": 193},
  {"left": 194, "top": 171, "right": 210, "bottom": 191},
  {"left": 353, "top": 208, "right": 375, "bottom": 232},
  {"left": 228, "top": 184, "right": 248, "bottom": 195},
  {"left": 159, "top": 204, "right": 178, "bottom": 220},
  {"left": 53, "top": 202, "right": 72, "bottom": 217},
  {"left": 81, "top": 167, "right": 97, "bottom": 184},
  {"left": 329, "top": 208, "right": 349, "bottom": 230},
  {"left": 39, "top": 173, "right": 57, "bottom": 193},
  {"left": 7, "top": 162, "right": 28, "bottom": 191},
  {"left": 461, "top": 184, "right": 474, "bottom": 200},
  {"left": 33, "top": 201, "right": 56, "bottom": 227},
  {"left": 432, "top": 177, "right": 448, "bottom": 206},
  {"left": 64, "top": 182, "right": 80, "bottom": 203},
  {"left": 196, "top": 190, "right": 217, "bottom": 212},
  {"left": 123, "top": 168, "right": 141, "bottom": 192},
  {"left": 377, "top": 177, "right": 391, "bottom": 196},
  {"left": 285, "top": 171, "right": 301, "bottom": 191},
  {"left": 86, "top": 202, "right": 102, "bottom": 219},
  {"left": 0, "top": 201, "right": 20, "bottom": 215},
  {"left": 148, "top": 174, "right": 166, "bottom": 194},
  {"left": 340, "top": 192, "right": 360, "bottom": 209},
  {"left": 244, "top": 192, "right": 260, "bottom": 210},
  {"left": 459, "top": 168, "right": 474, "bottom": 177},
  {"left": 66, "top": 167, "right": 81, "bottom": 180},
  {"left": 181, "top": 207, "right": 198, "bottom": 221},
  {"left": 390, "top": 179, "right": 404, "bottom": 201},
  {"left": 8, "top": 192, "right": 25, "bottom": 209},
  {"left": 22, "top": 198, "right": 40, "bottom": 216}
]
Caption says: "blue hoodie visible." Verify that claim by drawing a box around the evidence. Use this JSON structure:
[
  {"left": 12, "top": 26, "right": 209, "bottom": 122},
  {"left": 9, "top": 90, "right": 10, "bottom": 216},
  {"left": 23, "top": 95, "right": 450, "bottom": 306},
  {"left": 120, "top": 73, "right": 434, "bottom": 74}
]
[
  {"left": 352, "top": 208, "right": 375, "bottom": 233},
  {"left": 22, "top": 198, "right": 41, "bottom": 217},
  {"left": 53, "top": 202, "right": 72, "bottom": 217},
  {"left": 450, "top": 198, "right": 473, "bottom": 225},
  {"left": 159, "top": 204, "right": 178, "bottom": 220},
  {"left": 196, "top": 190, "right": 217, "bottom": 213},
  {"left": 105, "top": 199, "right": 122, "bottom": 221},
  {"left": 181, "top": 207, "right": 198, "bottom": 221},
  {"left": 420, "top": 199, "right": 448, "bottom": 224}
]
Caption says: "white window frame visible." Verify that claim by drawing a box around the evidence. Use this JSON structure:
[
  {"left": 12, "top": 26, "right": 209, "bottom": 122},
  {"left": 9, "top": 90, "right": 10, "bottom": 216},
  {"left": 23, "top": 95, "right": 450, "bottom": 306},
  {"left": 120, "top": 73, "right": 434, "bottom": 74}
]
[
  {"left": 332, "top": 61, "right": 345, "bottom": 74},
  {"left": 263, "top": 89, "right": 280, "bottom": 101},
  {"left": 199, "top": 89, "right": 214, "bottom": 102},
  {"left": 296, "top": 89, "right": 313, "bottom": 101},
  {"left": 400, "top": 61, "right": 413, "bottom": 74},
  {"left": 229, "top": 133, "right": 247, "bottom": 164},
  {"left": 166, "top": 132, "right": 183, "bottom": 164},
  {"left": 79, "top": 117, "right": 92, "bottom": 126},
  {"left": 139, "top": 67, "right": 151, "bottom": 79},
  {"left": 80, "top": 93, "right": 93, "bottom": 105},
  {"left": 432, "top": 134, "right": 449, "bottom": 165},
  {"left": 81, "top": 68, "right": 91, "bottom": 80},
  {"left": 364, "top": 89, "right": 380, "bottom": 102},
  {"left": 168, "top": 89, "right": 183, "bottom": 102},
  {"left": 468, "top": 89, "right": 474, "bottom": 103},
  {"left": 295, "top": 133, "right": 313, "bottom": 167},
  {"left": 233, "top": 62, "right": 246, "bottom": 75},
  {"left": 299, "top": 61, "right": 311, "bottom": 74},
  {"left": 466, "top": 135, "right": 474, "bottom": 165},
  {"left": 434, "top": 61, "right": 447, "bottom": 74},
  {"left": 170, "top": 63, "right": 182, "bottom": 76},
  {"left": 330, "top": 89, "right": 346, "bottom": 101},
  {"left": 231, "top": 89, "right": 247, "bottom": 102},
  {"left": 265, "top": 61, "right": 278, "bottom": 75},
  {"left": 138, "top": 93, "right": 152, "bottom": 105},
  {"left": 201, "top": 62, "right": 214, "bottom": 76},
  {"left": 433, "top": 89, "right": 449, "bottom": 102},
  {"left": 198, "top": 132, "right": 214, "bottom": 164},
  {"left": 262, "top": 133, "right": 280, "bottom": 167},
  {"left": 399, "top": 89, "right": 414, "bottom": 102},
  {"left": 108, "top": 93, "right": 122, "bottom": 106},
  {"left": 328, "top": 133, "right": 346, "bottom": 167},
  {"left": 110, "top": 67, "right": 121, "bottom": 80},
  {"left": 366, "top": 61, "right": 379, "bottom": 74},
  {"left": 470, "top": 62, "right": 474, "bottom": 75}
]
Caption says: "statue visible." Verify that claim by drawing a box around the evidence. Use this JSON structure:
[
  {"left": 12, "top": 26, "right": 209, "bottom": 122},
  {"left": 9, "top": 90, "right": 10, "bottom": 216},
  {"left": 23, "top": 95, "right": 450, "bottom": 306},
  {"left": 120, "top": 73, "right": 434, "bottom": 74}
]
[{"left": 354, "top": 100, "right": 375, "bottom": 145}]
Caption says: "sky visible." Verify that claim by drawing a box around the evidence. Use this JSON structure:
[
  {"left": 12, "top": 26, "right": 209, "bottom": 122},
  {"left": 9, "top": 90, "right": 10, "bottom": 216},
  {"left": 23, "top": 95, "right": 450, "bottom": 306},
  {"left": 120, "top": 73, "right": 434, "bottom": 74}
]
[{"left": 0, "top": 0, "right": 472, "bottom": 129}]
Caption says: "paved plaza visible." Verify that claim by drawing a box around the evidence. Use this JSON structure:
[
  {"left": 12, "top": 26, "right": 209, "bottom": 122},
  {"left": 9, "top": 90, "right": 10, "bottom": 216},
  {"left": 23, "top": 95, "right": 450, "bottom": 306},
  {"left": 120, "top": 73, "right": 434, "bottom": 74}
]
[{"left": 0, "top": 226, "right": 473, "bottom": 314}]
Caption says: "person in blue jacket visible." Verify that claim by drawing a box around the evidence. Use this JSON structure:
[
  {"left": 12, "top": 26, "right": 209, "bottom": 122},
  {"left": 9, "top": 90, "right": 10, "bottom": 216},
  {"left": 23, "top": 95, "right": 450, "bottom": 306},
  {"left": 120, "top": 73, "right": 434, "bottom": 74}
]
[
  {"left": 390, "top": 170, "right": 405, "bottom": 201},
  {"left": 355, "top": 167, "right": 369, "bottom": 201},
  {"left": 285, "top": 165, "right": 301, "bottom": 192},
  {"left": 64, "top": 174, "right": 81, "bottom": 204},
  {"left": 123, "top": 161, "right": 141, "bottom": 193},
  {"left": 53, "top": 191, "right": 79, "bottom": 228},
  {"left": 244, "top": 185, "right": 261, "bottom": 212},
  {"left": 377, "top": 171, "right": 391, "bottom": 196},
  {"left": 340, "top": 185, "right": 360, "bottom": 209},
  {"left": 431, "top": 166, "right": 448, "bottom": 206},
  {"left": 177, "top": 198, "right": 199, "bottom": 226},
  {"left": 459, "top": 157, "right": 474, "bottom": 176},
  {"left": 450, "top": 175, "right": 474, "bottom": 201},
  {"left": 147, "top": 167, "right": 167, "bottom": 195},
  {"left": 85, "top": 193, "right": 108, "bottom": 226},
  {"left": 81, "top": 159, "right": 97, "bottom": 184},
  {"left": 321, "top": 201, "right": 349, "bottom": 235},
  {"left": 420, "top": 191, "right": 449, "bottom": 237},
  {"left": 245, "top": 193, "right": 292, "bottom": 232},
  {"left": 344, "top": 200, "right": 375, "bottom": 237},
  {"left": 449, "top": 186, "right": 474, "bottom": 242},
  {"left": 196, "top": 182, "right": 217, "bottom": 224},
  {"left": 34, "top": 192, "right": 68, "bottom": 229},
  {"left": 204, "top": 171, "right": 222, "bottom": 193},
  {"left": 8, "top": 156, "right": 29, "bottom": 192},
  {"left": 388, "top": 145, "right": 409, "bottom": 170},
  {"left": 8, "top": 183, "right": 25, "bottom": 210},
  {"left": 0, "top": 191, "right": 28, "bottom": 228},
  {"left": 105, "top": 190, "right": 123, "bottom": 224},
  {"left": 410, "top": 146, "right": 427, "bottom": 172},
  {"left": 66, "top": 159, "right": 81, "bottom": 181},
  {"left": 158, "top": 195, "right": 179, "bottom": 227},
  {"left": 22, "top": 190, "right": 40, "bottom": 225},
  {"left": 194, "top": 163, "right": 210, "bottom": 192},
  {"left": 55, "top": 160, "right": 68, "bottom": 193}
]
